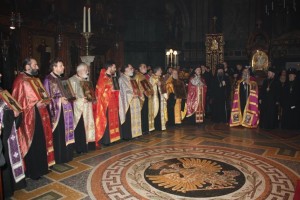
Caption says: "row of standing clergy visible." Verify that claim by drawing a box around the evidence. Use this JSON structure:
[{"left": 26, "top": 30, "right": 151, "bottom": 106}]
[
  {"left": 4, "top": 58, "right": 299, "bottom": 193},
  {"left": 1, "top": 58, "right": 97, "bottom": 199},
  {"left": 1, "top": 58, "right": 203, "bottom": 199}
]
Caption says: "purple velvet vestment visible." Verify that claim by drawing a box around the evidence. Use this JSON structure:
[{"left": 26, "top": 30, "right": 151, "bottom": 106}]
[{"left": 43, "top": 73, "right": 75, "bottom": 145}]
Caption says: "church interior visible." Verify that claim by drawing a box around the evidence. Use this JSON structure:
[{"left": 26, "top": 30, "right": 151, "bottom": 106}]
[{"left": 0, "top": 0, "right": 300, "bottom": 199}]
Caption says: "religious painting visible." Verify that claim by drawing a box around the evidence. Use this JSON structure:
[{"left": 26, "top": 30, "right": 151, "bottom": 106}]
[
  {"left": 0, "top": 90, "right": 22, "bottom": 112},
  {"left": 231, "top": 112, "right": 240, "bottom": 123},
  {"left": 29, "top": 78, "right": 51, "bottom": 103},
  {"left": 57, "top": 79, "right": 76, "bottom": 101},
  {"left": 140, "top": 79, "right": 154, "bottom": 96},
  {"left": 130, "top": 80, "right": 141, "bottom": 96},
  {"left": 243, "top": 113, "right": 253, "bottom": 125},
  {"left": 210, "top": 39, "right": 219, "bottom": 51},
  {"left": 251, "top": 50, "right": 268, "bottom": 71},
  {"left": 205, "top": 34, "right": 225, "bottom": 76},
  {"left": 173, "top": 80, "right": 187, "bottom": 99},
  {"left": 80, "top": 81, "right": 96, "bottom": 102}
]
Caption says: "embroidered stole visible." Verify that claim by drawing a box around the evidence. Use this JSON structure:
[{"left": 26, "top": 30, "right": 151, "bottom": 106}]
[{"left": 0, "top": 104, "right": 25, "bottom": 182}]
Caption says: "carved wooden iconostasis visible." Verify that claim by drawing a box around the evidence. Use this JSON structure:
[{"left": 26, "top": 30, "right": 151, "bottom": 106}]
[
  {"left": 0, "top": 0, "right": 124, "bottom": 88},
  {"left": 205, "top": 34, "right": 225, "bottom": 76}
]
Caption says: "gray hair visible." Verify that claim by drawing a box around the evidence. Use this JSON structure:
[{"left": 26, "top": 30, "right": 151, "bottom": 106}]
[{"left": 76, "top": 62, "right": 88, "bottom": 72}]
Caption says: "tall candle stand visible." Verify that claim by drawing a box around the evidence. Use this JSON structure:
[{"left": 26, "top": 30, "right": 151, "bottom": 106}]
[
  {"left": 80, "top": 32, "right": 95, "bottom": 84},
  {"left": 81, "top": 32, "right": 93, "bottom": 56}
]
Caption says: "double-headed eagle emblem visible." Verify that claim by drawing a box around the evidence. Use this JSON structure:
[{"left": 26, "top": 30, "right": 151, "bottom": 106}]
[{"left": 146, "top": 158, "right": 240, "bottom": 193}]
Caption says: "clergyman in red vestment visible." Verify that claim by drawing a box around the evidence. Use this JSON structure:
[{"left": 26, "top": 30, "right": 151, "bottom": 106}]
[
  {"left": 186, "top": 67, "right": 207, "bottom": 124},
  {"left": 12, "top": 58, "right": 54, "bottom": 180},
  {"left": 94, "top": 61, "right": 121, "bottom": 146}
]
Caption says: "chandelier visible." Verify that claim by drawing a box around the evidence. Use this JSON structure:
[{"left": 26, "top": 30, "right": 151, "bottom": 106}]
[{"left": 265, "top": 0, "right": 297, "bottom": 15}]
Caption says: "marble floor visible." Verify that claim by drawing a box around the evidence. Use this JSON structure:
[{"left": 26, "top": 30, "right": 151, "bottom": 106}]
[{"left": 11, "top": 122, "right": 300, "bottom": 200}]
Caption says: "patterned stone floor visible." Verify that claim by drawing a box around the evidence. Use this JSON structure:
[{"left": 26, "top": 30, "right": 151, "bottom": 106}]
[{"left": 11, "top": 122, "right": 300, "bottom": 200}]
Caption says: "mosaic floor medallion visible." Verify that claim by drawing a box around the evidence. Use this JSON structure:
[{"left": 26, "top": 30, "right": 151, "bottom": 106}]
[
  {"left": 88, "top": 145, "right": 297, "bottom": 200},
  {"left": 144, "top": 157, "right": 246, "bottom": 198}
]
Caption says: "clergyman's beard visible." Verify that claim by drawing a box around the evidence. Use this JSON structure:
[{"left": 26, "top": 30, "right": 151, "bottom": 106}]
[
  {"left": 127, "top": 71, "right": 134, "bottom": 77},
  {"left": 82, "top": 73, "right": 89, "bottom": 79},
  {"left": 31, "top": 69, "right": 39, "bottom": 76},
  {"left": 110, "top": 71, "right": 116, "bottom": 76}
]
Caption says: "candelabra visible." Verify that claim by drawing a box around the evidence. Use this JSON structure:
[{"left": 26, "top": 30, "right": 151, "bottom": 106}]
[
  {"left": 81, "top": 32, "right": 93, "bottom": 56},
  {"left": 166, "top": 49, "right": 178, "bottom": 68},
  {"left": 80, "top": 6, "right": 95, "bottom": 83}
]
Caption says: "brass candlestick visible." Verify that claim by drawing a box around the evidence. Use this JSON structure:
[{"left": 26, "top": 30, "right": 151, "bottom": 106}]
[{"left": 81, "top": 32, "right": 93, "bottom": 56}]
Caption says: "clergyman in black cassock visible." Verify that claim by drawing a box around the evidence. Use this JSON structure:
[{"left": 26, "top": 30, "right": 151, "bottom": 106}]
[
  {"left": 281, "top": 68, "right": 300, "bottom": 130},
  {"left": 211, "top": 64, "right": 231, "bottom": 123},
  {"left": 259, "top": 67, "right": 280, "bottom": 130}
]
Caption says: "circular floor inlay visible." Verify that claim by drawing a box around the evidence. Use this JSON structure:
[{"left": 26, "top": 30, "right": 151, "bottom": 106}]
[
  {"left": 88, "top": 145, "right": 297, "bottom": 200},
  {"left": 144, "top": 157, "right": 245, "bottom": 198}
]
